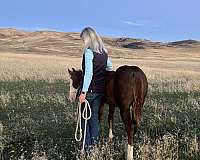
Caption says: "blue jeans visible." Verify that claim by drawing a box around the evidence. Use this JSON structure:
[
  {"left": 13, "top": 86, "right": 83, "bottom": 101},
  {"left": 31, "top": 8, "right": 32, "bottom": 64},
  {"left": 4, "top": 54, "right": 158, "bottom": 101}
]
[{"left": 81, "top": 93, "right": 103, "bottom": 150}]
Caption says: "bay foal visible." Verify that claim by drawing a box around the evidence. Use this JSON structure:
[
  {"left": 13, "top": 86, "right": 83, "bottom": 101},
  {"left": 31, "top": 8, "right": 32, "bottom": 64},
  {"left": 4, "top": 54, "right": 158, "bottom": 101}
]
[{"left": 68, "top": 65, "right": 148, "bottom": 160}]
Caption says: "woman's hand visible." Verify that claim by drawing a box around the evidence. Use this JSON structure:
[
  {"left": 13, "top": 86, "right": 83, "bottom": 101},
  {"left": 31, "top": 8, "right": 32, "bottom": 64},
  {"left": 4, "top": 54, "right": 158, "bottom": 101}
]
[{"left": 79, "top": 93, "right": 86, "bottom": 103}]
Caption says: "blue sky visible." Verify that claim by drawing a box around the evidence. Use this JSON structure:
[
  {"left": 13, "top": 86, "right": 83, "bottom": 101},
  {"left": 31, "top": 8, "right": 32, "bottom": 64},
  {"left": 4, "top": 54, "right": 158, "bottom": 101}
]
[{"left": 0, "top": 0, "right": 200, "bottom": 42}]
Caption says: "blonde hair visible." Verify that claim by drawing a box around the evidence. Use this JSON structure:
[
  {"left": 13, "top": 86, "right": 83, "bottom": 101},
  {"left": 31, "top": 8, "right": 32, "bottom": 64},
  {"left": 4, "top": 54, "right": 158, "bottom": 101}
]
[{"left": 80, "top": 27, "right": 107, "bottom": 54}]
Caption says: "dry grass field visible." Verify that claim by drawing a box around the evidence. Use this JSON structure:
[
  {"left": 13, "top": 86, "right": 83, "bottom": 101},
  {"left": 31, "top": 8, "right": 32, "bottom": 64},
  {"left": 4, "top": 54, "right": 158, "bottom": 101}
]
[{"left": 0, "top": 28, "right": 200, "bottom": 159}]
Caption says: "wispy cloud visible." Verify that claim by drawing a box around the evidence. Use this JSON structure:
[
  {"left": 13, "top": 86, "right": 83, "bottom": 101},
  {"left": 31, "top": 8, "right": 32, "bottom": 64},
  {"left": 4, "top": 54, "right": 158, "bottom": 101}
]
[
  {"left": 123, "top": 20, "right": 161, "bottom": 29},
  {"left": 123, "top": 21, "right": 143, "bottom": 26}
]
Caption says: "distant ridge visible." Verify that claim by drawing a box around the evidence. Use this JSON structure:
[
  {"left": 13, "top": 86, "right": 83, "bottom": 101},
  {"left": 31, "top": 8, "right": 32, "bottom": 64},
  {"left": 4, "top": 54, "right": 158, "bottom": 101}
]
[
  {"left": 166, "top": 39, "right": 200, "bottom": 48},
  {"left": 0, "top": 28, "right": 200, "bottom": 57},
  {"left": 0, "top": 28, "right": 28, "bottom": 37}
]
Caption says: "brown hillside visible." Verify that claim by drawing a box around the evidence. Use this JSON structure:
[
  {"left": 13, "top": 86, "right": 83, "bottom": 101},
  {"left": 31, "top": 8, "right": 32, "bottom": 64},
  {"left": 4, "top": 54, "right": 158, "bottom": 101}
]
[
  {"left": 0, "top": 28, "right": 199, "bottom": 82},
  {"left": 0, "top": 28, "right": 200, "bottom": 60}
]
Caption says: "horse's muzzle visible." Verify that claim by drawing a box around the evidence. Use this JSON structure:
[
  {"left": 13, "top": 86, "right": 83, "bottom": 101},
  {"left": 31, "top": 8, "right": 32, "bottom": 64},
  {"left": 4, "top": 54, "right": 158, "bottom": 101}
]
[{"left": 68, "top": 92, "right": 77, "bottom": 102}]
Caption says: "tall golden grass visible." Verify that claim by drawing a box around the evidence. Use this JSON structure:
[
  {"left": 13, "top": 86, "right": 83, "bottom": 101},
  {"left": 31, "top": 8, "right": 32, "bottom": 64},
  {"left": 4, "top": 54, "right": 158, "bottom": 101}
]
[{"left": 0, "top": 51, "right": 199, "bottom": 159}]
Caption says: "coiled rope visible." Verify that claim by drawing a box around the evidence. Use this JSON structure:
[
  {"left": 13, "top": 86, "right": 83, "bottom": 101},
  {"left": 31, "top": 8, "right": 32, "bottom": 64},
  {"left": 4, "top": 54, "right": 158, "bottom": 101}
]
[{"left": 75, "top": 99, "right": 91, "bottom": 153}]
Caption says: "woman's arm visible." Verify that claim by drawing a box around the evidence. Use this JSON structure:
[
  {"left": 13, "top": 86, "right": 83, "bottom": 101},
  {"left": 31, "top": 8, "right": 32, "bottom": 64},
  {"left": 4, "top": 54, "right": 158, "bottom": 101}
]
[
  {"left": 106, "top": 57, "right": 113, "bottom": 71},
  {"left": 82, "top": 49, "right": 94, "bottom": 92}
]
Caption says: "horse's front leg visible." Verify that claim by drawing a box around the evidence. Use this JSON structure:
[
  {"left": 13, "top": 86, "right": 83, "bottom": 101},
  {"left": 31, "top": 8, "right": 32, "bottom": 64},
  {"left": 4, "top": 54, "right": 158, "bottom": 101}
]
[
  {"left": 98, "top": 100, "right": 105, "bottom": 139},
  {"left": 108, "top": 105, "right": 115, "bottom": 142}
]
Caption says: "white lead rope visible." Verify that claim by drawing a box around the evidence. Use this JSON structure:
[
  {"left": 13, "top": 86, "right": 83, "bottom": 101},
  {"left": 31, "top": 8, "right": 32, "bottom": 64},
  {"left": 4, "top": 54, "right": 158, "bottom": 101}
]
[{"left": 75, "top": 99, "right": 91, "bottom": 153}]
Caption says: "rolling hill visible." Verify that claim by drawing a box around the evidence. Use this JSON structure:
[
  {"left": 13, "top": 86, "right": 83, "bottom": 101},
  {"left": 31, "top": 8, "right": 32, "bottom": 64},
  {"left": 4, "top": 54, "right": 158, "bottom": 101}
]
[{"left": 0, "top": 28, "right": 200, "bottom": 59}]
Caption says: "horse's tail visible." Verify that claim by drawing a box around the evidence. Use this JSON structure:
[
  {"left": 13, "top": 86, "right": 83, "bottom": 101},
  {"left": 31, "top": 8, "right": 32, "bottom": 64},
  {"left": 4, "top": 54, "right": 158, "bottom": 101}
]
[
  {"left": 130, "top": 103, "right": 138, "bottom": 131},
  {"left": 130, "top": 71, "right": 141, "bottom": 132}
]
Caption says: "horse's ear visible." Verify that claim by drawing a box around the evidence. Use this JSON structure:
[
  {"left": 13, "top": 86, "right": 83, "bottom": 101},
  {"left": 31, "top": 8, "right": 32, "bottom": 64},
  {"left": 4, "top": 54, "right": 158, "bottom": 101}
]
[
  {"left": 72, "top": 68, "right": 76, "bottom": 72},
  {"left": 68, "top": 68, "right": 72, "bottom": 75}
]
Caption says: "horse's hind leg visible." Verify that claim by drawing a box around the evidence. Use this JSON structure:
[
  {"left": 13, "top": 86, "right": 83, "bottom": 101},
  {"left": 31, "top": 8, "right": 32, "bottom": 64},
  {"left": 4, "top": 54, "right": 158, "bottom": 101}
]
[
  {"left": 108, "top": 105, "right": 115, "bottom": 141},
  {"left": 120, "top": 108, "right": 134, "bottom": 160}
]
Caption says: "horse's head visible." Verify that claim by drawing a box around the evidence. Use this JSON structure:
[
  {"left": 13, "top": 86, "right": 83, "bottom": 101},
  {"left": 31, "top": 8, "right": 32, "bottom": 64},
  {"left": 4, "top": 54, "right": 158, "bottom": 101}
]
[{"left": 68, "top": 68, "right": 82, "bottom": 102}]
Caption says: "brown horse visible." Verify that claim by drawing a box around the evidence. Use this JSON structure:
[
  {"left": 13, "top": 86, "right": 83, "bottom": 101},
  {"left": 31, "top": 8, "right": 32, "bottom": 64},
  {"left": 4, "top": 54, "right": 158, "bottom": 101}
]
[{"left": 68, "top": 65, "right": 148, "bottom": 160}]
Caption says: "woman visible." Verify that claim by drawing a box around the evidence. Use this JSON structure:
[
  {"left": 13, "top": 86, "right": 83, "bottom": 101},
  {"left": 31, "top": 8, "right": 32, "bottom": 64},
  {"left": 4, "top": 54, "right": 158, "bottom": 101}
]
[{"left": 79, "top": 27, "right": 112, "bottom": 150}]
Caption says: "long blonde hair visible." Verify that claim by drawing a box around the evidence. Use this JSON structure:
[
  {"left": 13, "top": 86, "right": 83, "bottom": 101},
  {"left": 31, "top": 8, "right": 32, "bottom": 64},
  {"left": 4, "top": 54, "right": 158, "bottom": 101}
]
[{"left": 80, "top": 27, "right": 107, "bottom": 54}]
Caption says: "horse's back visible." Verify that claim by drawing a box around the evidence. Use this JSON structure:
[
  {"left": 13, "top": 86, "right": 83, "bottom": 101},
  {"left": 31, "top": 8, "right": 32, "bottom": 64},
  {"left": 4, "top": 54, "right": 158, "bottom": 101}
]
[{"left": 114, "top": 65, "right": 148, "bottom": 107}]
